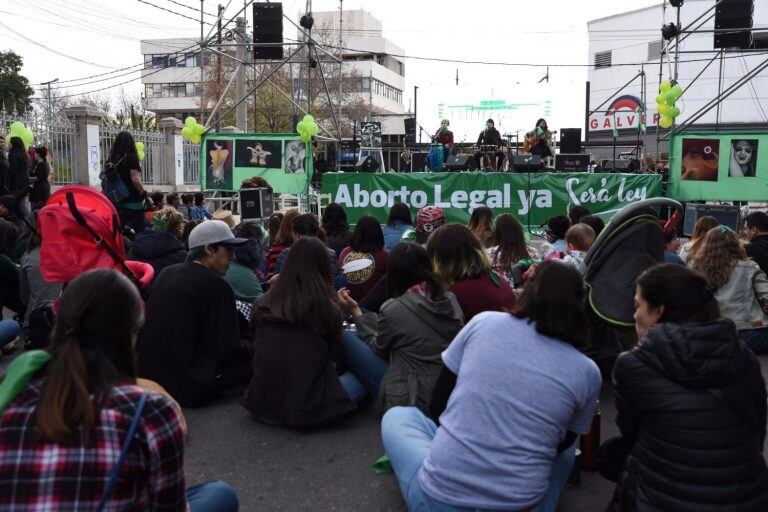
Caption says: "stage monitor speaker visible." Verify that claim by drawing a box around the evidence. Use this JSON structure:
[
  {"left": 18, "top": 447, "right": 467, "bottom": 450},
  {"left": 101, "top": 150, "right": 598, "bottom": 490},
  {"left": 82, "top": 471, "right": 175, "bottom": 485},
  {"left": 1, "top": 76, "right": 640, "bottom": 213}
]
[
  {"left": 555, "top": 153, "right": 590, "bottom": 172},
  {"left": 355, "top": 155, "right": 380, "bottom": 172},
  {"left": 560, "top": 128, "right": 582, "bottom": 154},
  {"left": 601, "top": 159, "right": 640, "bottom": 172},
  {"left": 683, "top": 203, "right": 741, "bottom": 237},
  {"left": 714, "top": 0, "right": 753, "bottom": 49},
  {"left": 240, "top": 187, "right": 274, "bottom": 220},
  {"left": 511, "top": 155, "right": 542, "bottom": 172},
  {"left": 253, "top": 3, "right": 284, "bottom": 60},
  {"left": 404, "top": 118, "right": 416, "bottom": 143},
  {"left": 444, "top": 155, "right": 475, "bottom": 171}
]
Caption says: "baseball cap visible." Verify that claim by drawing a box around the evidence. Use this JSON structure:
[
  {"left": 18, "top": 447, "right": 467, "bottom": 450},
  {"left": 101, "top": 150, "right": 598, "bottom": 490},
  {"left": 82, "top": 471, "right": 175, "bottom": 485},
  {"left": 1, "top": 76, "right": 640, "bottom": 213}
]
[{"left": 188, "top": 220, "right": 248, "bottom": 249}]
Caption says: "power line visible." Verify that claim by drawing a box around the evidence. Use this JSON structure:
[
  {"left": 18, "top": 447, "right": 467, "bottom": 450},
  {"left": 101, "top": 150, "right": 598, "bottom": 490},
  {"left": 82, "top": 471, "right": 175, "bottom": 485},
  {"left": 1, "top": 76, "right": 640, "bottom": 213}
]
[
  {"left": 136, "top": 0, "right": 214, "bottom": 25},
  {"left": 163, "top": 0, "right": 218, "bottom": 19},
  {"left": 0, "top": 21, "right": 119, "bottom": 70}
]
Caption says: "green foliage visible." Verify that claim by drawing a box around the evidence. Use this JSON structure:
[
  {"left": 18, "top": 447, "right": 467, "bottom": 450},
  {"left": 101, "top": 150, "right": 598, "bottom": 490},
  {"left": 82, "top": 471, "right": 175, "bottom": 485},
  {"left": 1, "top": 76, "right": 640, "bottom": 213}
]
[{"left": 0, "top": 51, "right": 33, "bottom": 113}]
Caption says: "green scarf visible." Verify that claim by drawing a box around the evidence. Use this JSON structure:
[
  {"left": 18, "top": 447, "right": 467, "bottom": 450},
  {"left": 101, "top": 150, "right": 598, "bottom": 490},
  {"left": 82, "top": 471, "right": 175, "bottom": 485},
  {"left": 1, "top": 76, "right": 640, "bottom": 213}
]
[{"left": 0, "top": 350, "right": 52, "bottom": 414}]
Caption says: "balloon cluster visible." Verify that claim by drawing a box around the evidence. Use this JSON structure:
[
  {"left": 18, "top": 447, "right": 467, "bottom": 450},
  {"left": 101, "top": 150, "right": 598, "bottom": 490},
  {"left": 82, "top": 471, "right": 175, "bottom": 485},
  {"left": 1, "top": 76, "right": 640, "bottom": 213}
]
[
  {"left": 182, "top": 116, "right": 205, "bottom": 144},
  {"left": 296, "top": 114, "right": 319, "bottom": 143},
  {"left": 135, "top": 141, "right": 145, "bottom": 160},
  {"left": 8, "top": 121, "right": 34, "bottom": 150},
  {"left": 656, "top": 80, "right": 683, "bottom": 129}
]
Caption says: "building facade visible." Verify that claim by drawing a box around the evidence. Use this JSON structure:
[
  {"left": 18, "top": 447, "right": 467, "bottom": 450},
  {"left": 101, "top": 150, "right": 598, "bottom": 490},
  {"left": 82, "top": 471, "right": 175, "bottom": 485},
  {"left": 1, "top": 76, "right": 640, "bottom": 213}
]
[{"left": 140, "top": 38, "right": 205, "bottom": 120}]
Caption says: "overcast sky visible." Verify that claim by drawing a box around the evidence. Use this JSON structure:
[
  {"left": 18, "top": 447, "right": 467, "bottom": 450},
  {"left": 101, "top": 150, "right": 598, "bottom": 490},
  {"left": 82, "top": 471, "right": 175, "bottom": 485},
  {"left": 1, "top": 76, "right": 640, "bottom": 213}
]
[{"left": 1, "top": 0, "right": 661, "bottom": 137}]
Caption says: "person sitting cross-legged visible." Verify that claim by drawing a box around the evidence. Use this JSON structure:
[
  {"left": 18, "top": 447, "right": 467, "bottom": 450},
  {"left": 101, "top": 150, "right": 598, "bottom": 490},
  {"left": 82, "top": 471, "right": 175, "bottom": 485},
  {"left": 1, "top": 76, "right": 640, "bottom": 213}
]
[{"left": 137, "top": 220, "right": 253, "bottom": 407}]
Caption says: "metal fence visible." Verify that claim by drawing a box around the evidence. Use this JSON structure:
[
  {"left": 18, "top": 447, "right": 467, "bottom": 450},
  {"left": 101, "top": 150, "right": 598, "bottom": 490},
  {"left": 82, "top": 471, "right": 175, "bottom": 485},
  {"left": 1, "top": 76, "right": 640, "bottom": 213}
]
[
  {"left": 0, "top": 106, "right": 76, "bottom": 186},
  {"left": 182, "top": 140, "right": 200, "bottom": 186},
  {"left": 99, "top": 123, "right": 167, "bottom": 186}
]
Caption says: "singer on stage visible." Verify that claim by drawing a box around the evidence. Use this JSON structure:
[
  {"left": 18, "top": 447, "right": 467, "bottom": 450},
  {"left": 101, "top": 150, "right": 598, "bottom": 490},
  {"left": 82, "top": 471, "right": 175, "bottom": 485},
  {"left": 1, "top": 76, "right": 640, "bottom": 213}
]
[
  {"left": 433, "top": 119, "right": 454, "bottom": 163},
  {"left": 523, "top": 118, "right": 553, "bottom": 157},
  {"left": 475, "top": 118, "right": 505, "bottom": 171}
]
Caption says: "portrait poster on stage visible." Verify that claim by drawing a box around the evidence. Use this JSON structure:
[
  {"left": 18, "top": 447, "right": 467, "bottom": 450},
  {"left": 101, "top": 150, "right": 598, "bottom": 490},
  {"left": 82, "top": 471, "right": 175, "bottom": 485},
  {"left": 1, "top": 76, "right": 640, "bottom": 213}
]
[
  {"left": 361, "top": 122, "right": 382, "bottom": 148},
  {"left": 668, "top": 132, "right": 768, "bottom": 201},
  {"left": 200, "top": 133, "right": 312, "bottom": 194}
]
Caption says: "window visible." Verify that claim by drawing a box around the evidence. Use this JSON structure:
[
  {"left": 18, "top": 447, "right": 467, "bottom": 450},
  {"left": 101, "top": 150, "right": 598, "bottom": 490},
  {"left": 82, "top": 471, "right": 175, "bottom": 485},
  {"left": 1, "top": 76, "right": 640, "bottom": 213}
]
[
  {"left": 376, "top": 54, "right": 386, "bottom": 66},
  {"left": 144, "top": 55, "right": 153, "bottom": 69},
  {"left": 397, "top": 61, "right": 404, "bottom": 77},
  {"left": 647, "top": 40, "right": 665, "bottom": 61},
  {"left": 594, "top": 51, "right": 612, "bottom": 69},
  {"left": 361, "top": 77, "right": 370, "bottom": 92},
  {"left": 186, "top": 83, "right": 195, "bottom": 96},
  {"left": 185, "top": 53, "right": 199, "bottom": 67},
  {"left": 152, "top": 55, "right": 169, "bottom": 68}
]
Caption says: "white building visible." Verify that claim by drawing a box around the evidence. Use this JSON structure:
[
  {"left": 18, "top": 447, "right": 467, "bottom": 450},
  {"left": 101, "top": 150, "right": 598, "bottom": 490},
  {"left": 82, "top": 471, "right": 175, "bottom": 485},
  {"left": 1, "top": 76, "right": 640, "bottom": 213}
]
[
  {"left": 587, "top": 0, "right": 768, "bottom": 146},
  {"left": 140, "top": 38, "right": 204, "bottom": 119},
  {"left": 312, "top": 9, "right": 407, "bottom": 134}
]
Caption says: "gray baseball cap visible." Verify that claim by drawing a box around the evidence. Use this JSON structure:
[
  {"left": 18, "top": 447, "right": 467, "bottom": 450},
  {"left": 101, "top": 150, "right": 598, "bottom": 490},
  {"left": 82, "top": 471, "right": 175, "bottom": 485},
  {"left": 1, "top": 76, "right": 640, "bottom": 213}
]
[{"left": 188, "top": 220, "right": 248, "bottom": 249}]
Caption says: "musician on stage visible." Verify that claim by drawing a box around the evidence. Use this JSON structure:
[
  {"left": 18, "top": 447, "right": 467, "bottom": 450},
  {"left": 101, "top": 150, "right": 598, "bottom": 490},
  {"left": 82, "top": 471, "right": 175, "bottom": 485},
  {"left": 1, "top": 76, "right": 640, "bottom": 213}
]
[
  {"left": 524, "top": 118, "right": 553, "bottom": 157},
  {"left": 475, "top": 118, "right": 505, "bottom": 170},
  {"left": 433, "top": 119, "right": 454, "bottom": 163}
]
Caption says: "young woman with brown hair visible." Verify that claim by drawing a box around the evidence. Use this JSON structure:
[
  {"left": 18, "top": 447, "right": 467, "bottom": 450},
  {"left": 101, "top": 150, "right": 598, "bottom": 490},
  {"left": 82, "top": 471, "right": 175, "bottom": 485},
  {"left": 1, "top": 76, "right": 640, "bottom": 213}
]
[
  {"left": 679, "top": 215, "right": 718, "bottom": 265},
  {"left": 486, "top": 214, "right": 539, "bottom": 285},
  {"left": 466, "top": 206, "right": 494, "bottom": 247},
  {"left": 265, "top": 209, "right": 299, "bottom": 276}
]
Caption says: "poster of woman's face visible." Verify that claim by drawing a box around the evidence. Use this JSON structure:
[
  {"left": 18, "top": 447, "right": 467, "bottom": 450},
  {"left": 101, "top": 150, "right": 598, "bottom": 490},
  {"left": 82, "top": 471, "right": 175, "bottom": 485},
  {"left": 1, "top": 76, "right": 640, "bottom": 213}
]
[
  {"left": 729, "top": 139, "right": 758, "bottom": 177},
  {"left": 285, "top": 141, "right": 306, "bottom": 174},
  {"left": 681, "top": 138, "right": 719, "bottom": 181},
  {"left": 206, "top": 139, "right": 233, "bottom": 189}
]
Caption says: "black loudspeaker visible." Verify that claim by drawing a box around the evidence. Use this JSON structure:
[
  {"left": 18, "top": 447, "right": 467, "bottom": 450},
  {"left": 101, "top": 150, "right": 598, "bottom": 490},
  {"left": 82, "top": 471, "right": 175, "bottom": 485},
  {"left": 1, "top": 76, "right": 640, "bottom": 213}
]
[
  {"left": 601, "top": 159, "right": 640, "bottom": 172},
  {"left": 511, "top": 155, "right": 542, "bottom": 172},
  {"left": 560, "top": 128, "right": 582, "bottom": 154},
  {"left": 404, "top": 118, "right": 416, "bottom": 144},
  {"left": 253, "top": 3, "right": 284, "bottom": 60},
  {"left": 683, "top": 204, "right": 741, "bottom": 237},
  {"left": 555, "top": 153, "right": 590, "bottom": 172},
  {"left": 444, "top": 155, "right": 475, "bottom": 171},
  {"left": 355, "top": 155, "right": 380, "bottom": 172},
  {"left": 240, "top": 187, "right": 274, "bottom": 220},
  {"left": 714, "top": 0, "right": 753, "bottom": 49}
]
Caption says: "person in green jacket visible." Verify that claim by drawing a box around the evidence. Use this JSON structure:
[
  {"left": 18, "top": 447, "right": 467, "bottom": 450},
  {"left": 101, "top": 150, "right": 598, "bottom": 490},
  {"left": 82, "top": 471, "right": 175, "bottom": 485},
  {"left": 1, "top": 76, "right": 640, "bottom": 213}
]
[{"left": 223, "top": 222, "right": 265, "bottom": 302}]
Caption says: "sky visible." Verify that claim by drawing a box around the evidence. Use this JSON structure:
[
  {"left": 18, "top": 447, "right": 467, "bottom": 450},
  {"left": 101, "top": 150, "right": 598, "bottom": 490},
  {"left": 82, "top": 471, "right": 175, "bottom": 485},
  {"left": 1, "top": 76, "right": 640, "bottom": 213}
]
[{"left": 1, "top": 0, "right": 661, "bottom": 137}]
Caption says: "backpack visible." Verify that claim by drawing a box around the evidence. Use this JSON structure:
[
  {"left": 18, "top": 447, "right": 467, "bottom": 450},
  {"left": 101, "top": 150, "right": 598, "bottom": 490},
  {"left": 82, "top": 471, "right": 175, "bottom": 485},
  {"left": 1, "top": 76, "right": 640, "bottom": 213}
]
[{"left": 100, "top": 158, "right": 129, "bottom": 204}]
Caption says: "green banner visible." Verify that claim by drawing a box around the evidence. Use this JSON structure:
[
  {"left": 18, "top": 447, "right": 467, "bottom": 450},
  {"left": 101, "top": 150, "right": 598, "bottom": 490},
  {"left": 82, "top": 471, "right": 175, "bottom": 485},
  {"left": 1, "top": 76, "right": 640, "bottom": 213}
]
[
  {"left": 321, "top": 172, "right": 662, "bottom": 227},
  {"left": 200, "top": 133, "right": 313, "bottom": 194},
  {"left": 667, "top": 131, "right": 768, "bottom": 201}
]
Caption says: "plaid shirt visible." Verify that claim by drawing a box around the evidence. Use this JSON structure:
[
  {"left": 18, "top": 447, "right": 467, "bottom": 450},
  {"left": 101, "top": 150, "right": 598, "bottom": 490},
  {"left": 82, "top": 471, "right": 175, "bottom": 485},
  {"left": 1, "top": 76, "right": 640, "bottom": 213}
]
[{"left": 0, "top": 377, "right": 188, "bottom": 511}]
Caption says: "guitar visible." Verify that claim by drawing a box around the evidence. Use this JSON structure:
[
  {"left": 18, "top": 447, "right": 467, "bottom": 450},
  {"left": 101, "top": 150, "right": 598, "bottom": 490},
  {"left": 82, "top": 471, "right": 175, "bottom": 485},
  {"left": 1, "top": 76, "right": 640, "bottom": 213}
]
[{"left": 523, "top": 131, "right": 540, "bottom": 153}]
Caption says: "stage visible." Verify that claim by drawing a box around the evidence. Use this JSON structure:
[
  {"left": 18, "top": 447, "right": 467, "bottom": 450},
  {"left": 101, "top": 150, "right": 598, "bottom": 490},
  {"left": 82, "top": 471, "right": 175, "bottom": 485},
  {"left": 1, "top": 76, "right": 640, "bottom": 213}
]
[{"left": 321, "top": 172, "right": 663, "bottom": 227}]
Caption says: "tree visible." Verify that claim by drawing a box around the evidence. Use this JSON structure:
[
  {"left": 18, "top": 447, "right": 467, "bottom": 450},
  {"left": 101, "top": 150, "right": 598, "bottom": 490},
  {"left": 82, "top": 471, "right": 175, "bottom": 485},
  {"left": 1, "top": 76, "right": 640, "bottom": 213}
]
[{"left": 0, "top": 51, "right": 34, "bottom": 113}]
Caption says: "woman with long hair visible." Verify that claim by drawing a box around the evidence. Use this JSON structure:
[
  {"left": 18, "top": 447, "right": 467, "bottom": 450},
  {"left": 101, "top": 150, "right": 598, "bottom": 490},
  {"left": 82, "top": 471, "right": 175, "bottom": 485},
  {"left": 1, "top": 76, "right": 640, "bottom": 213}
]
[
  {"left": 266, "top": 209, "right": 299, "bottom": 276},
  {"left": 428, "top": 223, "right": 515, "bottom": 321},
  {"left": 0, "top": 136, "right": 10, "bottom": 195},
  {"left": 243, "top": 237, "right": 359, "bottom": 427},
  {"left": 29, "top": 146, "right": 51, "bottom": 209},
  {"left": 487, "top": 213, "right": 539, "bottom": 285},
  {"left": 382, "top": 261, "right": 601, "bottom": 512},
  {"left": 606, "top": 263, "right": 768, "bottom": 511},
  {"left": 693, "top": 226, "right": 768, "bottom": 353},
  {"left": 107, "top": 131, "right": 151, "bottom": 235},
  {"left": 321, "top": 203, "right": 352, "bottom": 255},
  {"left": 679, "top": 215, "right": 718, "bottom": 265},
  {"left": 0, "top": 268, "right": 238, "bottom": 511},
  {"left": 266, "top": 212, "right": 284, "bottom": 246},
  {"left": 127, "top": 206, "right": 187, "bottom": 277},
  {"left": 7, "top": 136, "right": 29, "bottom": 194},
  {"left": 382, "top": 203, "right": 413, "bottom": 250},
  {"left": 467, "top": 206, "right": 494, "bottom": 247},
  {"left": 337, "top": 242, "right": 464, "bottom": 414},
  {"left": 338, "top": 214, "right": 388, "bottom": 301},
  {"left": 0, "top": 218, "right": 22, "bottom": 316}
]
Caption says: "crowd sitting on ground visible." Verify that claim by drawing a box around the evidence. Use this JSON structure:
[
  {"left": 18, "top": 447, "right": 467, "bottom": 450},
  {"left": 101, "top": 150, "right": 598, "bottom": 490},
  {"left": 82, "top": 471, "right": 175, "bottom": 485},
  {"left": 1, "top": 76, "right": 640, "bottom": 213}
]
[{"left": 0, "top": 131, "right": 766, "bottom": 511}]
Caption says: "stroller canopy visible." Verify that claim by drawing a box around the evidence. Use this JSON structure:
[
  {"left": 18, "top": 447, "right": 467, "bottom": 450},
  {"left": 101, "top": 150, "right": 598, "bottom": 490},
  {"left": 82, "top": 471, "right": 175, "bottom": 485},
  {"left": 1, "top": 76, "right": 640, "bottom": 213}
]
[{"left": 583, "top": 198, "right": 683, "bottom": 326}]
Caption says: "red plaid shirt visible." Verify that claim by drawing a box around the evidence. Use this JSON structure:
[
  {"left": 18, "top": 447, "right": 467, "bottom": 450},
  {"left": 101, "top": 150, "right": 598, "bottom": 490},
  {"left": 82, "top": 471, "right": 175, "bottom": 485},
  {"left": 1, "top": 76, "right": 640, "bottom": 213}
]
[{"left": 0, "top": 376, "right": 188, "bottom": 511}]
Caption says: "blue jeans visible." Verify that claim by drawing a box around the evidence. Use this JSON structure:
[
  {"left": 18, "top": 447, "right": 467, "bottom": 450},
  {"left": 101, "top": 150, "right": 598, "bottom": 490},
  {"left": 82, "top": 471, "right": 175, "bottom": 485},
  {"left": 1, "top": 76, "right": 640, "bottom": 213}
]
[
  {"left": 381, "top": 407, "right": 576, "bottom": 512},
  {"left": 740, "top": 327, "right": 768, "bottom": 354},
  {"left": 0, "top": 319, "right": 20, "bottom": 349},
  {"left": 339, "top": 331, "right": 389, "bottom": 406},
  {"left": 187, "top": 481, "right": 239, "bottom": 512}
]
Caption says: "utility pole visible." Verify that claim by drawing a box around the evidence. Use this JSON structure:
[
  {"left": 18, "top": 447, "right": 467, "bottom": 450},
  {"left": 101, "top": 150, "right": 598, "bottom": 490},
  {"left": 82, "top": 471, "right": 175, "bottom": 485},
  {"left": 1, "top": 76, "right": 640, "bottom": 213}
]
[
  {"left": 216, "top": 3, "right": 223, "bottom": 131},
  {"left": 414, "top": 85, "right": 419, "bottom": 144},
  {"left": 235, "top": 16, "right": 247, "bottom": 131},
  {"left": 41, "top": 78, "right": 59, "bottom": 145},
  {"left": 338, "top": 0, "right": 343, "bottom": 133}
]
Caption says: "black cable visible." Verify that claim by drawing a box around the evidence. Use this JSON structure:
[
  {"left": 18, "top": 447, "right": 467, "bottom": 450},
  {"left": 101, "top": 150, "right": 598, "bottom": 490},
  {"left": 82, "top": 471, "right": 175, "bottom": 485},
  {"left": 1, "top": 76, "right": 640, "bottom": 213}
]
[
  {"left": 136, "top": 0, "right": 213, "bottom": 25},
  {"left": 162, "top": 0, "right": 219, "bottom": 19}
]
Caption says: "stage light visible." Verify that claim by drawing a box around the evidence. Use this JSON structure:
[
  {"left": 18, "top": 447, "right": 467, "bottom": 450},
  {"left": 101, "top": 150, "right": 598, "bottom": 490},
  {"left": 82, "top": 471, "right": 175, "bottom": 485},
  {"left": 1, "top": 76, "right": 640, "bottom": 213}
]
[
  {"left": 670, "top": 0, "right": 684, "bottom": 7},
  {"left": 300, "top": 14, "right": 314, "bottom": 30},
  {"left": 308, "top": 56, "right": 318, "bottom": 68},
  {"left": 662, "top": 23, "right": 679, "bottom": 40}
]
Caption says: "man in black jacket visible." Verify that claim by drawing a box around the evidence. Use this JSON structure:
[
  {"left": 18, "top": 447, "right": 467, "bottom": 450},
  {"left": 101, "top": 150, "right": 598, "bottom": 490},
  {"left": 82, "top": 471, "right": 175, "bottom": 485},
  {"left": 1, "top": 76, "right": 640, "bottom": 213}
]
[
  {"left": 475, "top": 119, "right": 505, "bottom": 171},
  {"left": 745, "top": 211, "right": 768, "bottom": 274},
  {"left": 137, "top": 220, "right": 253, "bottom": 407}
]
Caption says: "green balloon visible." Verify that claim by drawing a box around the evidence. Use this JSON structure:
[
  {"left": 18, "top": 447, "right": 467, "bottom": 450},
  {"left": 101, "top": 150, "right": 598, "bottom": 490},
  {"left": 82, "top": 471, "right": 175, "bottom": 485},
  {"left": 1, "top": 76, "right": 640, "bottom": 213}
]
[
  {"left": 9, "top": 121, "right": 24, "bottom": 134},
  {"left": 669, "top": 106, "right": 681, "bottom": 117},
  {"left": 191, "top": 134, "right": 201, "bottom": 144},
  {"left": 302, "top": 114, "right": 314, "bottom": 124},
  {"left": 22, "top": 127, "right": 34, "bottom": 145},
  {"left": 137, "top": 150, "right": 146, "bottom": 160},
  {"left": 135, "top": 141, "right": 145, "bottom": 152},
  {"left": 657, "top": 103, "right": 670, "bottom": 115},
  {"left": 670, "top": 84, "right": 683, "bottom": 98},
  {"left": 300, "top": 132, "right": 312, "bottom": 143},
  {"left": 664, "top": 90, "right": 677, "bottom": 105},
  {"left": 660, "top": 80, "right": 672, "bottom": 92},
  {"left": 655, "top": 94, "right": 665, "bottom": 104},
  {"left": 659, "top": 115, "right": 674, "bottom": 129},
  {"left": 193, "top": 123, "right": 205, "bottom": 135},
  {"left": 181, "top": 126, "right": 193, "bottom": 139},
  {"left": 185, "top": 116, "right": 196, "bottom": 127},
  {"left": 307, "top": 122, "right": 319, "bottom": 136},
  {"left": 296, "top": 120, "right": 308, "bottom": 134}
]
